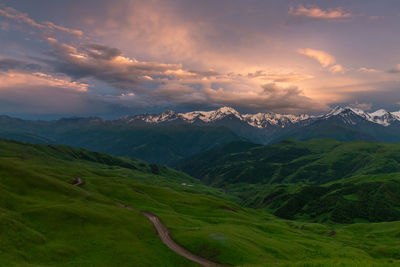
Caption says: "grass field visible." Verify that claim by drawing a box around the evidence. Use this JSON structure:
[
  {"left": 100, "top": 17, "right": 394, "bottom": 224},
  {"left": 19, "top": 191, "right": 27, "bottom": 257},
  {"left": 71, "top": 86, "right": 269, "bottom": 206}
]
[
  {"left": 1, "top": 139, "right": 400, "bottom": 266},
  {"left": 179, "top": 139, "right": 400, "bottom": 223}
]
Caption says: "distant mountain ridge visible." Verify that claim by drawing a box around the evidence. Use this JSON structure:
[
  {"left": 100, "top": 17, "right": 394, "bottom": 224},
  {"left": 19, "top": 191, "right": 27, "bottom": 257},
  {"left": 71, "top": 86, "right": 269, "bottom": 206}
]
[
  {"left": 121, "top": 106, "right": 313, "bottom": 129},
  {"left": 121, "top": 106, "right": 400, "bottom": 128},
  {"left": 116, "top": 106, "right": 400, "bottom": 145},
  {"left": 3, "top": 105, "right": 400, "bottom": 165},
  {"left": 321, "top": 106, "right": 400, "bottom": 127}
]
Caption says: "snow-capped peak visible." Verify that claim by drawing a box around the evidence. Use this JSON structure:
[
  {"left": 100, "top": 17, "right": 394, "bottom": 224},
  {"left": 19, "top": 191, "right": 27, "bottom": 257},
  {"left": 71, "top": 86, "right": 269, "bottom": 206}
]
[
  {"left": 177, "top": 106, "right": 243, "bottom": 123},
  {"left": 325, "top": 106, "right": 367, "bottom": 118},
  {"left": 127, "top": 106, "right": 310, "bottom": 128},
  {"left": 391, "top": 111, "right": 400, "bottom": 119},
  {"left": 368, "top": 109, "right": 396, "bottom": 126},
  {"left": 216, "top": 106, "right": 240, "bottom": 115},
  {"left": 325, "top": 106, "right": 345, "bottom": 116},
  {"left": 242, "top": 112, "right": 311, "bottom": 128},
  {"left": 369, "top": 109, "right": 388, "bottom": 117},
  {"left": 348, "top": 107, "right": 367, "bottom": 117},
  {"left": 322, "top": 106, "right": 400, "bottom": 126},
  {"left": 123, "top": 106, "right": 400, "bottom": 129}
]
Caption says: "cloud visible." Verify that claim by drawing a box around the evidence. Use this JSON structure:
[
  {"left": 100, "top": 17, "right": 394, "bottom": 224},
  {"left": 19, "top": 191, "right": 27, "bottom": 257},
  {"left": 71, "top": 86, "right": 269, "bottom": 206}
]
[
  {"left": 329, "top": 64, "right": 345, "bottom": 74},
  {"left": 0, "top": 58, "right": 42, "bottom": 72},
  {"left": 247, "top": 70, "right": 314, "bottom": 82},
  {"left": 388, "top": 64, "right": 400, "bottom": 73},
  {"left": 42, "top": 37, "right": 194, "bottom": 91},
  {"left": 201, "top": 82, "right": 326, "bottom": 113},
  {"left": 35, "top": 37, "right": 325, "bottom": 113},
  {"left": 0, "top": 70, "right": 95, "bottom": 114},
  {"left": 0, "top": 5, "right": 83, "bottom": 37},
  {"left": 358, "top": 67, "right": 380, "bottom": 73},
  {"left": 0, "top": 4, "right": 329, "bottom": 114},
  {"left": 289, "top": 4, "right": 353, "bottom": 20},
  {"left": 82, "top": 44, "right": 122, "bottom": 60},
  {"left": 298, "top": 48, "right": 347, "bottom": 75},
  {"left": 0, "top": 70, "right": 88, "bottom": 92},
  {"left": 349, "top": 101, "right": 372, "bottom": 110},
  {"left": 78, "top": 0, "right": 304, "bottom": 72},
  {"left": 297, "top": 48, "right": 336, "bottom": 67}
]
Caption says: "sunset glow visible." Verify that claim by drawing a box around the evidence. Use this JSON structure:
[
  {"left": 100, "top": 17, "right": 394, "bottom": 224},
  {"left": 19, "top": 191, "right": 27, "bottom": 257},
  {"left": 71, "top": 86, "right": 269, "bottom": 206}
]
[{"left": 1, "top": 0, "right": 400, "bottom": 116}]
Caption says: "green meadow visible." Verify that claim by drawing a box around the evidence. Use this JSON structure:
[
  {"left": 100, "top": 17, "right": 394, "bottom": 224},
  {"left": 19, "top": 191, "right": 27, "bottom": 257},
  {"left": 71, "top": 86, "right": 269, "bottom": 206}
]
[
  {"left": 179, "top": 139, "right": 400, "bottom": 223},
  {"left": 1, "top": 139, "right": 400, "bottom": 266}
]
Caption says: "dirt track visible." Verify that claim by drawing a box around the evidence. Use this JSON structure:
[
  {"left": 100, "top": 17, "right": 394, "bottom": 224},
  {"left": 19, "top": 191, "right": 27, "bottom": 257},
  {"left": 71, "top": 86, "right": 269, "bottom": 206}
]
[
  {"left": 142, "top": 211, "right": 219, "bottom": 266},
  {"left": 72, "top": 178, "right": 220, "bottom": 266},
  {"left": 141, "top": 211, "right": 220, "bottom": 267}
]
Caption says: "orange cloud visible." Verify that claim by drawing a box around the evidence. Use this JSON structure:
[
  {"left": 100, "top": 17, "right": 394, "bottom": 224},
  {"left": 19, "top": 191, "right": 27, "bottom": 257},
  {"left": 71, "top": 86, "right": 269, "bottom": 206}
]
[
  {"left": 329, "top": 64, "right": 345, "bottom": 74},
  {"left": 289, "top": 4, "right": 353, "bottom": 20},
  {"left": 297, "top": 49, "right": 348, "bottom": 75},
  {"left": 0, "top": 70, "right": 95, "bottom": 114},
  {"left": 0, "top": 71, "right": 88, "bottom": 92},
  {"left": 38, "top": 37, "right": 326, "bottom": 113},
  {"left": 358, "top": 67, "right": 380, "bottom": 73},
  {"left": 297, "top": 48, "right": 336, "bottom": 67},
  {"left": 247, "top": 71, "right": 314, "bottom": 82}
]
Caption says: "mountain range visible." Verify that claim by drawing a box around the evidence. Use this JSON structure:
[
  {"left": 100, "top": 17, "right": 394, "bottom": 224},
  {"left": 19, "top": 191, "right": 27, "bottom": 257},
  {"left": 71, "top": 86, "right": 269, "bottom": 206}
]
[
  {"left": 122, "top": 106, "right": 400, "bottom": 129},
  {"left": 104, "top": 105, "right": 400, "bottom": 145},
  {"left": 3, "top": 105, "right": 400, "bottom": 165}
]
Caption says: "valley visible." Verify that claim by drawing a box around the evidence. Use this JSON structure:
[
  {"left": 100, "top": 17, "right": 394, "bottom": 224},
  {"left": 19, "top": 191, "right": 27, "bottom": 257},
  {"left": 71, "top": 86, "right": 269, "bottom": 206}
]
[
  {"left": 179, "top": 139, "right": 400, "bottom": 223},
  {"left": 3, "top": 106, "right": 400, "bottom": 167},
  {"left": 2, "top": 1, "right": 400, "bottom": 266},
  {"left": 1, "top": 139, "right": 400, "bottom": 266}
]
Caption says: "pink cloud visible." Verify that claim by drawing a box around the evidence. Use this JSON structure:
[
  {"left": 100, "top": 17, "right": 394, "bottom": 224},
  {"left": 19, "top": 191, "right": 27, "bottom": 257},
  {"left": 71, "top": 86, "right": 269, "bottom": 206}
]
[
  {"left": 289, "top": 4, "right": 353, "bottom": 20},
  {"left": 297, "top": 48, "right": 336, "bottom": 67},
  {"left": 0, "top": 70, "right": 94, "bottom": 114},
  {"left": 329, "top": 64, "right": 345, "bottom": 74},
  {"left": 0, "top": 71, "right": 88, "bottom": 92}
]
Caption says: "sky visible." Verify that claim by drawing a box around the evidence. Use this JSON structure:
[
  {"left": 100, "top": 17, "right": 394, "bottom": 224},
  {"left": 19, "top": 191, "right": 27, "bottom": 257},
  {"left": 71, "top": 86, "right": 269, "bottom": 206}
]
[{"left": 1, "top": 0, "right": 400, "bottom": 118}]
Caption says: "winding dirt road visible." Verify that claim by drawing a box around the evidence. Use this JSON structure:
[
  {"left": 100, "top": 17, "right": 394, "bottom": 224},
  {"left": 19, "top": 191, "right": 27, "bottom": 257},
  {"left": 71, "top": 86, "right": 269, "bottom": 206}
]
[
  {"left": 71, "top": 177, "right": 220, "bottom": 266},
  {"left": 141, "top": 211, "right": 220, "bottom": 267}
]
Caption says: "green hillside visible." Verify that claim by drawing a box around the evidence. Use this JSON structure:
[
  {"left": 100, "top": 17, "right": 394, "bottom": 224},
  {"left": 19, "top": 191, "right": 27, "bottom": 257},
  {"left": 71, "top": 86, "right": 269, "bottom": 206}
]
[
  {"left": 1, "top": 139, "right": 400, "bottom": 266},
  {"left": 179, "top": 139, "right": 400, "bottom": 223},
  {"left": 0, "top": 116, "right": 245, "bottom": 165},
  {"left": 270, "top": 117, "right": 400, "bottom": 143}
]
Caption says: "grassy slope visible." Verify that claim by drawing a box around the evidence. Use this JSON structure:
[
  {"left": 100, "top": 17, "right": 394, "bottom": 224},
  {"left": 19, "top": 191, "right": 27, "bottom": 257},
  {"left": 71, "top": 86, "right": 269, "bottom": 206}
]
[
  {"left": 180, "top": 138, "right": 400, "bottom": 185},
  {"left": 0, "top": 139, "right": 400, "bottom": 266},
  {"left": 0, "top": 116, "right": 245, "bottom": 165},
  {"left": 179, "top": 139, "right": 400, "bottom": 223}
]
